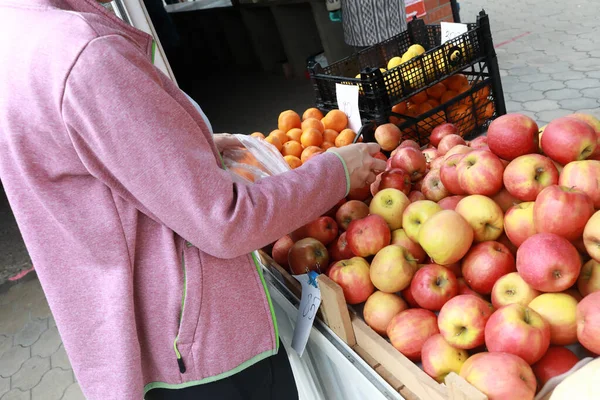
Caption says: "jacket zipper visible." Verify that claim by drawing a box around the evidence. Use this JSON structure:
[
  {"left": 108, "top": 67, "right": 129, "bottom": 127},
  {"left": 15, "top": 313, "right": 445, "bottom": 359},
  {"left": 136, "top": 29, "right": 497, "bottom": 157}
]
[{"left": 174, "top": 245, "right": 191, "bottom": 374}]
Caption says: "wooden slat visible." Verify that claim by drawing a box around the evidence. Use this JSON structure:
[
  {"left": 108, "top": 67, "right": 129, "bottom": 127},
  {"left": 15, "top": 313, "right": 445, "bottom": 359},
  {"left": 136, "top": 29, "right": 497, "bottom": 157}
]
[
  {"left": 352, "top": 315, "right": 448, "bottom": 400},
  {"left": 445, "top": 373, "right": 487, "bottom": 400},
  {"left": 315, "top": 274, "right": 356, "bottom": 347}
]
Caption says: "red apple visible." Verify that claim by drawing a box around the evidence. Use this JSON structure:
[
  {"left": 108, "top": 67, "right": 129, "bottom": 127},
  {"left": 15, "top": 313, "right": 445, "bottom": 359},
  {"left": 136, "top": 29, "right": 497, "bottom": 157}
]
[
  {"left": 542, "top": 116, "right": 598, "bottom": 165},
  {"left": 421, "top": 334, "right": 469, "bottom": 383},
  {"left": 578, "top": 259, "right": 600, "bottom": 297},
  {"left": 576, "top": 291, "right": 600, "bottom": 354},
  {"left": 437, "top": 195, "right": 465, "bottom": 211},
  {"left": 457, "top": 278, "right": 484, "bottom": 298},
  {"left": 444, "top": 145, "right": 473, "bottom": 160},
  {"left": 440, "top": 154, "right": 467, "bottom": 195},
  {"left": 490, "top": 187, "right": 522, "bottom": 213},
  {"left": 373, "top": 151, "right": 388, "bottom": 161},
  {"left": 569, "top": 113, "right": 600, "bottom": 159},
  {"left": 288, "top": 238, "right": 330, "bottom": 275},
  {"left": 441, "top": 261, "right": 462, "bottom": 278},
  {"left": 373, "top": 168, "right": 411, "bottom": 196},
  {"left": 469, "top": 135, "right": 488, "bottom": 149},
  {"left": 370, "top": 245, "right": 418, "bottom": 293},
  {"left": 516, "top": 233, "right": 582, "bottom": 292},
  {"left": 390, "top": 228, "right": 426, "bottom": 263},
  {"left": 419, "top": 210, "right": 474, "bottom": 265},
  {"left": 460, "top": 352, "right": 537, "bottom": 400},
  {"left": 533, "top": 185, "right": 594, "bottom": 241},
  {"left": 347, "top": 184, "right": 371, "bottom": 201},
  {"left": 438, "top": 294, "right": 494, "bottom": 349},
  {"left": 497, "top": 233, "right": 518, "bottom": 256},
  {"left": 374, "top": 123, "right": 402, "bottom": 152},
  {"left": 272, "top": 235, "right": 294, "bottom": 268},
  {"left": 584, "top": 210, "right": 600, "bottom": 262},
  {"left": 328, "top": 257, "right": 375, "bottom": 304},
  {"left": 363, "top": 291, "right": 408, "bottom": 335},
  {"left": 559, "top": 160, "right": 600, "bottom": 208},
  {"left": 324, "top": 198, "right": 347, "bottom": 219},
  {"left": 421, "top": 168, "right": 450, "bottom": 202},
  {"left": 401, "top": 285, "right": 419, "bottom": 307},
  {"left": 457, "top": 149, "right": 504, "bottom": 196},
  {"left": 346, "top": 214, "right": 391, "bottom": 257},
  {"left": 398, "top": 139, "right": 421, "bottom": 150},
  {"left": 461, "top": 241, "right": 516, "bottom": 295},
  {"left": 485, "top": 304, "right": 551, "bottom": 365},
  {"left": 430, "top": 123, "right": 459, "bottom": 148},
  {"left": 412, "top": 176, "right": 425, "bottom": 192},
  {"left": 487, "top": 113, "right": 539, "bottom": 161},
  {"left": 504, "top": 202, "right": 536, "bottom": 248},
  {"left": 335, "top": 200, "right": 370, "bottom": 231},
  {"left": 411, "top": 264, "right": 458, "bottom": 311},
  {"left": 430, "top": 156, "right": 445, "bottom": 171},
  {"left": 292, "top": 216, "right": 338, "bottom": 245},
  {"left": 408, "top": 190, "right": 426, "bottom": 202},
  {"left": 390, "top": 147, "right": 427, "bottom": 182},
  {"left": 503, "top": 154, "right": 559, "bottom": 201},
  {"left": 328, "top": 232, "right": 355, "bottom": 261},
  {"left": 438, "top": 134, "right": 466, "bottom": 156},
  {"left": 387, "top": 309, "right": 439, "bottom": 361},
  {"left": 532, "top": 346, "right": 580, "bottom": 387}
]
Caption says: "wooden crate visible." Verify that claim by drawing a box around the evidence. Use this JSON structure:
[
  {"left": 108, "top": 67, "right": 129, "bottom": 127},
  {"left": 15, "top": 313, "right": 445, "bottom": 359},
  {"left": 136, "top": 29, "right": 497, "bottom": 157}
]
[{"left": 258, "top": 250, "right": 488, "bottom": 400}]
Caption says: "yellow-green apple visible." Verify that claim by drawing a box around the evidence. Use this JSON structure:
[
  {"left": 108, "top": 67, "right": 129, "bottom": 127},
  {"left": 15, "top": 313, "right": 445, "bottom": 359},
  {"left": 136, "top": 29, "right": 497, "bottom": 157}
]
[
  {"left": 411, "top": 264, "right": 458, "bottom": 310},
  {"left": 374, "top": 123, "right": 401, "bottom": 151},
  {"left": 487, "top": 113, "right": 539, "bottom": 160},
  {"left": 328, "top": 232, "right": 355, "bottom": 261},
  {"left": 490, "top": 187, "right": 521, "bottom": 213},
  {"left": 369, "top": 188, "right": 410, "bottom": 231},
  {"left": 460, "top": 352, "right": 537, "bottom": 400},
  {"left": 391, "top": 147, "right": 427, "bottom": 181},
  {"left": 387, "top": 308, "right": 439, "bottom": 361},
  {"left": 288, "top": 238, "right": 330, "bottom": 275},
  {"left": 438, "top": 195, "right": 466, "bottom": 211},
  {"left": 391, "top": 228, "right": 426, "bottom": 263},
  {"left": 421, "top": 334, "right": 469, "bottom": 382},
  {"left": 532, "top": 346, "right": 580, "bottom": 387},
  {"left": 538, "top": 124, "right": 546, "bottom": 149},
  {"left": 457, "top": 150, "right": 505, "bottom": 196},
  {"left": 328, "top": 257, "right": 375, "bottom": 304},
  {"left": 402, "top": 200, "right": 443, "bottom": 242},
  {"left": 292, "top": 216, "right": 338, "bottom": 245},
  {"left": 455, "top": 195, "right": 504, "bottom": 242},
  {"left": 516, "top": 233, "right": 581, "bottom": 292},
  {"left": 419, "top": 210, "right": 474, "bottom": 265},
  {"left": 469, "top": 135, "right": 488, "bottom": 150},
  {"left": 363, "top": 291, "right": 408, "bottom": 335},
  {"left": 370, "top": 245, "right": 418, "bottom": 293},
  {"left": 346, "top": 214, "right": 391, "bottom": 257},
  {"left": 335, "top": 200, "right": 369, "bottom": 231},
  {"left": 576, "top": 291, "right": 600, "bottom": 354},
  {"left": 559, "top": 160, "right": 600, "bottom": 208},
  {"left": 578, "top": 259, "right": 600, "bottom": 297},
  {"left": 430, "top": 123, "right": 459, "bottom": 147},
  {"left": 504, "top": 202, "right": 536, "bottom": 248},
  {"left": 503, "top": 154, "right": 559, "bottom": 201},
  {"left": 347, "top": 184, "right": 371, "bottom": 201},
  {"left": 398, "top": 139, "right": 420, "bottom": 150},
  {"left": 438, "top": 294, "right": 494, "bottom": 349},
  {"left": 461, "top": 241, "right": 516, "bottom": 295},
  {"left": 457, "top": 278, "right": 484, "bottom": 298},
  {"left": 373, "top": 168, "right": 411, "bottom": 196},
  {"left": 541, "top": 116, "right": 597, "bottom": 165},
  {"left": 440, "top": 154, "right": 467, "bottom": 195},
  {"left": 584, "top": 210, "right": 600, "bottom": 262},
  {"left": 422, "top": 148, "right": 439, "bottom": 169},
  {"left": 438, "top": 134, "right": 466, "bottom": 156},
  {"left": 491, "top": 272, "right": 540, "bottom": 309},
  {"left": 430, "top": 156, "right": 445, "bottom": 171},
  {"left": 529, "top": 293, "right": 578, "bottom": 346},
  {"left": 401, "top": 285, "right": 419, "bottom": 307},
  {"left": 421, "top": 169, "right": 450, "bottom": 202},
  {"left": 444, "top": 145, "right": 472, "bottom": 160},
  {"left": 408, "top": 190, "right": 426, "bottom": 202},
  {"left": 272, "top": 235, "right": 294, "bottom": 268},
  {"left": 484, "top": 304, "right": 551, "bottom": 364},
  {"left": 534, "top": 185, "right": 594, "bottom": 241},
  {"left": 497, "top": 232, "right": 518, "bottom": 256}
]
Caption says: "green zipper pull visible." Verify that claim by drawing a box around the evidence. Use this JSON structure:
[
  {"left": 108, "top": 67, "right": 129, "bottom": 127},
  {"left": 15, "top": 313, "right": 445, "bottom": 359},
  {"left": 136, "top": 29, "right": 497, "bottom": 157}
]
[{"left": 174, "top": 338, "right": 186, "bottom": 374}]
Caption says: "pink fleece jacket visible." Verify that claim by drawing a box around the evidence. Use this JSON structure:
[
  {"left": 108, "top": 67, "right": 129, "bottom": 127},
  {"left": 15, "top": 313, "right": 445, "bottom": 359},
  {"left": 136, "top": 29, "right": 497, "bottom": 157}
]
[{"left": 0, "top": 1, "right": 349, "bottom": 398}]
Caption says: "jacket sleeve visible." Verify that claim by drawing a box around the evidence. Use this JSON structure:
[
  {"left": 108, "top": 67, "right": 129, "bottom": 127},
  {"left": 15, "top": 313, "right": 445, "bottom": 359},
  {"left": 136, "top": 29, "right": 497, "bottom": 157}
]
[{"left": 61, "top": 34, "right": 350, "bottom": 259}]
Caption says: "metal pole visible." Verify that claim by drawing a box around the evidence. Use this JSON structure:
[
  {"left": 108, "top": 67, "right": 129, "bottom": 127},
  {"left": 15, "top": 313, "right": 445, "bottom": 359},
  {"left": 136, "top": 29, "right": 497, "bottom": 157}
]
[{"left": 450, "top": 0, "right": 461, "bottom": 23}]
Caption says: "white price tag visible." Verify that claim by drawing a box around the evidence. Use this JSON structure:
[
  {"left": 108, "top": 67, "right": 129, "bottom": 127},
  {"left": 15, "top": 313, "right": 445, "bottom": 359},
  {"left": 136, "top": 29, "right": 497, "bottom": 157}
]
[
  {"left": 335, "top": 83, "right": 362, "bottom": 133},
  {"left": 291, "top": 271, "right": 322, "bottom": 356},
  {"left": 441, "top": 22, "right": 469, "bottom": 44}
]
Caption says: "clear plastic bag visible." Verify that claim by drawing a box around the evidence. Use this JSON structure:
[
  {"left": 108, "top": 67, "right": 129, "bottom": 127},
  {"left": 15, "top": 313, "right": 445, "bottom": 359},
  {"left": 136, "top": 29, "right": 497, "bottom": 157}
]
[{"left": 221, "top": 134, "right": 290, "bottom": 184}]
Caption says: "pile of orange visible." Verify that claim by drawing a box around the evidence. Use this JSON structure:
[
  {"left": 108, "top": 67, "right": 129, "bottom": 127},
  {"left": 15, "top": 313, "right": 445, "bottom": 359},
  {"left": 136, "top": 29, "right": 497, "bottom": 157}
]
[
  {"left": 388, "top": 73, "right": 495, "bottom": 137},
  {"left": 250, "top": 108, "right": 361, "bottom": 169}
]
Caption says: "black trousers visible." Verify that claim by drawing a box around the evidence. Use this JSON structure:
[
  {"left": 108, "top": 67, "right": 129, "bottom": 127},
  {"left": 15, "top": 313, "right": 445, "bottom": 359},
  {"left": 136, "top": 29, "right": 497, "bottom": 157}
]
[{"left": 145, "top": 343, "right": 299, "bottom": 400}]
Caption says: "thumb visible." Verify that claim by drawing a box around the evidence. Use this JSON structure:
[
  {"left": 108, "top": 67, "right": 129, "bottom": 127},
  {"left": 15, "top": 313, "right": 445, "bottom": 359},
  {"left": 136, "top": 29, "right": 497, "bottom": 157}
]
[{"left": 365, "top": 142, "right": 382, "bottom": 155}]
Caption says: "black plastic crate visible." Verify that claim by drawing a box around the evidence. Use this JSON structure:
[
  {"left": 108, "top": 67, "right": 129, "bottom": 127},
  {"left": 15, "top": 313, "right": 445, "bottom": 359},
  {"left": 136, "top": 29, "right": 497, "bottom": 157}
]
[{"left": 309, "top": 11, "right": 501, "bottom": 124}]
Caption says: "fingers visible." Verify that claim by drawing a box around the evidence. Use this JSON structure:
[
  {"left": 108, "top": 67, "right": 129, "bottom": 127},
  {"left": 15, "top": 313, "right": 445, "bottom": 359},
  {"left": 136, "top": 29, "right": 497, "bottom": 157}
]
[
  {"left": 371, "top": 158, "right": 387, "bottom": 174},
  {"left": 364, "top": 142, "right": 382, "bottom": 156},
  {"left": 364, "top": 172, "right": 377, "bottom": 186}
]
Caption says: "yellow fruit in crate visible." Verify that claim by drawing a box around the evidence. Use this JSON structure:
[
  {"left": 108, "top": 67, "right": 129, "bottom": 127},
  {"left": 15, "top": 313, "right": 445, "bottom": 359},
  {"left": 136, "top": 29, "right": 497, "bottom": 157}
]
[
  {"left": 408, "top": 44, "right": 426, "bottom": 55},
  {"left": 387, "top": 56, "right": 403, "bottom": 70},
  {"left": 402, "top": 67, "right": 425, "bottom": 90},
  {"left": 423, "top": 51, "right": 447, "bottom": 80},
  {"left": 401, "top": 49, "right": 420, "bottom": 64}
]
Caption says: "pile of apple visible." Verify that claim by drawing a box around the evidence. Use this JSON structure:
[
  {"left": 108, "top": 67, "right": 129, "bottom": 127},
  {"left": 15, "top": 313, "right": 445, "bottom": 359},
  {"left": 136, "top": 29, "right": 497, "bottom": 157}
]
[{"left": 269, "top": 111, "right": 600, "bottom": 399}]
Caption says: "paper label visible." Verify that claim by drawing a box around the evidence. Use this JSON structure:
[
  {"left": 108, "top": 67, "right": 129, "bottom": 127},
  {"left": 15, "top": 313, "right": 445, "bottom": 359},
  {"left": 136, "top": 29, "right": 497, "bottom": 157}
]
[
  {"left": 291, "top": 271, "right": 322, "bottom": 356},
  {"left": 441, "top": 22, "right": 469, "bottom": 44},
  {"left": 336, "top": 83, "right": 362, "bottom": 132}
]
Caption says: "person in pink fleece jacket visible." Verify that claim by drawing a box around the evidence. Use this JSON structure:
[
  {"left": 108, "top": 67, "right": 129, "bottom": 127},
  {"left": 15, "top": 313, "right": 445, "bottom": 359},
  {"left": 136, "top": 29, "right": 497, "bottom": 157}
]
[{"left": 0, "top": 1, "right": 386, "bottom": 399}]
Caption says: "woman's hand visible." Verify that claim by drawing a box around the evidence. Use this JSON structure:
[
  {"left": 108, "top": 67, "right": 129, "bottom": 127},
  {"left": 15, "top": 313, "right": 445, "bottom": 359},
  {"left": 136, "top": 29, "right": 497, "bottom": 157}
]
[
  {"left": 213, "top": 133, "right": 243, "bottom": 153},
  {"left": 327, "top": 143, "right": 387, "bottom": 190}
]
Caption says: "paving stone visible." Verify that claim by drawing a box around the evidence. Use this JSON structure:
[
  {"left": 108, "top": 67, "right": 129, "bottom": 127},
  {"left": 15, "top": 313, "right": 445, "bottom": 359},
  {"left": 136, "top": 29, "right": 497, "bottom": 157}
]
[
  {"left": 50, "top": 345, "right": 70, "bottom": 370},
  {"left": 13, "top": 320, "right": 46, "bottom": 347},
  {"left": 581, "top": 87, "right": 600, "bottom": 99},
  {"left": 13, "top": 283, "right": 44, "bottom": 314},
  {"left": 0, "top": 389, "right": 29, "bottom": 400},
  {"left": 10, "top": 357, "right": 50, "bottom": 391},
  {"left": 587, "top": 71, "right": 600, "bottom": 79},
  {"left": 509, "top": 66, "right": 539, "bottom": 76},
  {"left": 571, "top": 57, "right": 600, "bottom": 72},
  {"left": 552, "top": 71, "right": 587, "bottom": 81},
  {"left": 511, "top": 90, "right": 545, "bottom": 102},
  {"left": 538, "top": 62, "right": 572, "bottom": 74},
  {"left": 565, "top": 78, "right": 600, "bottom": 89},
  {"left": 31, "top": 327, "right": 60, "bottom": 358},
  {"left": 62, "top": 384, "right": 85, "bottom": 400},
  {"left": 0, "top": 376, "right": 9, "bottom": 398},
  {"left": 545, "top": 89, "right": 582, "bottom": 101},
  {"left": 523, "top": 99, "right": 560, "bottom": 112},
  {"left": 0, "top": 346, "right": 30, "bottom": 377},
  {"left": 559, "top": 97, "right": 599, "bottom": 111},
  {"left": 537, "top": 109, "right": 575, "bottom": 124},
  {"left": 502, "top": 81, "right": 531, "bottom": 93},
  {"left": 519, "top": 74, "right": 551, "bottom": 83},
  {"left": 0, "top": 285, "right": 27, "bottom": 306},
  {"left": 0, "top": 305, "right": 30, "bottom": 336},
  {"left": 28, "top": 298, "right": 50, "bottom": 321},
  {"left": 47, "top": 317, "right": 56, "bottom": 329},
  {"left": 31, "top": 368, "right": 72, "bottom": 400},
  {"left": 506, "top": 101, "right": 523, "bottom": 113},
  {"left": 0, "top": 337, "right": 11, "bottom": 360},
  {"left": 530, "top": 80, "right": 566, "bottom": 91}
]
